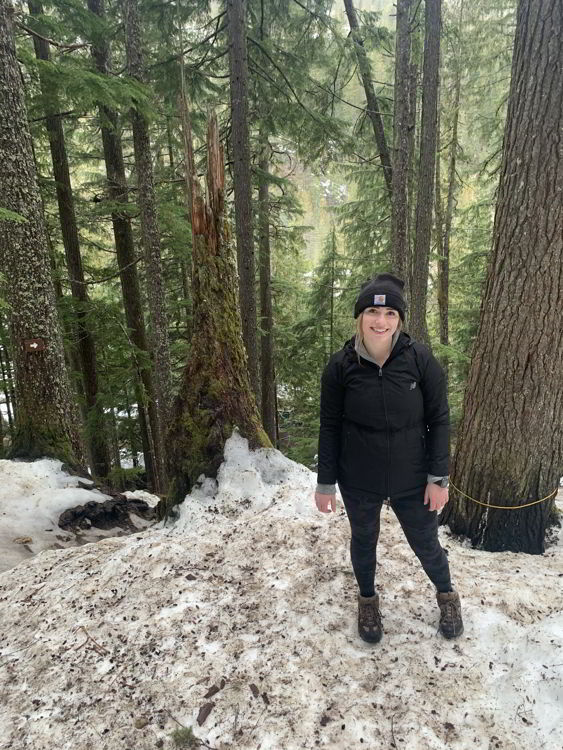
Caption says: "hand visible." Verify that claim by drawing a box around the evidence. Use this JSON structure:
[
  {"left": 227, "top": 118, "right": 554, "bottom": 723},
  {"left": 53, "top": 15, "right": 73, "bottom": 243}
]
[
  {"left": 424, "top": 482, "right": 449, "bottom": 512},
  {"left": 315, "top": 491, "right": 337, "bottom": 513}
]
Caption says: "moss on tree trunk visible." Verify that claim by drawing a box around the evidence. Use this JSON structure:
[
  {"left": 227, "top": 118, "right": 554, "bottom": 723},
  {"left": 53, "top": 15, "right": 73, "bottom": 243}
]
[{"left": 160, "top": 113, "right": 270, "bottom": 518}]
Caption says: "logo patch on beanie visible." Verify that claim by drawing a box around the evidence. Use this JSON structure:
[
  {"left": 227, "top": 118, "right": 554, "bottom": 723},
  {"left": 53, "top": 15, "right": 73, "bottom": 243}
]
[{"left": 373, "top": 294, "right": 386, "bottom": 305}]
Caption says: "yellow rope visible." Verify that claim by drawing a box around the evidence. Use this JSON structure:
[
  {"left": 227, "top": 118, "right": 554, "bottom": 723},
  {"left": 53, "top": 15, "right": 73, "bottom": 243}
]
[{"left": 449, "top": 481, "right": 558, "bottom": 510}]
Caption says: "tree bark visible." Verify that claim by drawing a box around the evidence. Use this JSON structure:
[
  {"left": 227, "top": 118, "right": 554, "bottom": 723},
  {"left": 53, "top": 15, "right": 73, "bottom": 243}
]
[
  {"left": 28, "top": 0, "right": 110, "bottom": 478},
  {"left": 123, "top": 0, "right": 172, "bottom": 487},
  {"left": 437, "top": 1, "right": 463, "bottom": 382},
  {"left": 434, "top": 92, "right": 448, "bottom": 380},
  {"left": 258, "top": 138, "right": 276, "bottom": 444},
  {"left": 391, "top": 0, "right": 411, "bottom": 284},
  {"left": 407, "top": 59, "right": 418, "bottom": 296},
  {"left": 227, "top": 0, "right": 259, "bottom": 398},
  {"left": 441, "top": 0, "right": 563, "bottom": 554},
  {"left": 87, "top": 0, "right": 161, "bottom": 493},
  {"left": 0, "top": 0, "right": 84, "bottom": 468},
  {"left": 0, "top": 321, "right": 14, "bottom": 436},
  {"left": 343, "top": 0, "right": 393, "bottom": 196},
  {"left": 410, "top": 0, "right": 441, "bottom": 346},
  {"left": 162, "top": 113, "right": 270, "bottom": 517}
]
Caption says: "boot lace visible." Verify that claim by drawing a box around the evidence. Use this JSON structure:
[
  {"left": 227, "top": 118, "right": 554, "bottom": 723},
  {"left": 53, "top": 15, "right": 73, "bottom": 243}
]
[
  {"left": 361, "top": 600, "right": 381, "bottom": 628},
  {"left": 439, "top": 598, "right": 462, "bottom": 633}
]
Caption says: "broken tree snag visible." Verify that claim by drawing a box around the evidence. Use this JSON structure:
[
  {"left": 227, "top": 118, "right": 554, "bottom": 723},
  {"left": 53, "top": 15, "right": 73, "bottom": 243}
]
[{"left": 161, "top": 113, "right": 270, "bottom": 519}]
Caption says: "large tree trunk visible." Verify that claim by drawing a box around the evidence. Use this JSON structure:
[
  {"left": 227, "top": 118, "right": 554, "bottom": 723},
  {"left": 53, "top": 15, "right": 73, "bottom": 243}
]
[
  {"left": 162, "top": 113, "right": 270, "bottom": 517},
  {"left": 227, "top": 0, "right": 259, "bottom": 398},
  {"left": 87, "top": 0, "right": 161, "bottom": 493},
  {"left": 0, "top": 0, "right": 84, "bottom": 468},
  {"left": 258, "top": 138, "right": 276, "bottom": 444},
  {"left": 343, "top": 0, "right": 393, "bottom": 196},
  {"left": 28, "top": 0, "right": 110, "bottom": 478},
  {"left": 123, "top": 0, "right": 172, "bottom": 482},
  {"left": 410, "top": 0, "right": 441, "bottom": 346},
  {"left": 441, "top": 0, "right": 563, "bottom": 554},
  {"left": 391, "top": 0, "right": 411, "bottom": 285}
]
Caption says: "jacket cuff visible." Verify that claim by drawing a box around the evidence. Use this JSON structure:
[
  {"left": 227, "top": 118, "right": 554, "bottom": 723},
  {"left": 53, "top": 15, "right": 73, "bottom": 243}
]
[
  {"left": 427, "top": 474, "right": 447, "bottom": 484},
  {"left": 316, "top": 483, "right": 336, "bottom": 495}
]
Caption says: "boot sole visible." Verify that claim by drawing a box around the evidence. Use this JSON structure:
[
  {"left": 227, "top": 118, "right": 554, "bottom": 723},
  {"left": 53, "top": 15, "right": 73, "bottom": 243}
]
[
  {"left": 440, "top": 625, "right": 464, "bottom": 639},
  {"left": 359, "top": 629, "right": 383, "bottom": 644}
]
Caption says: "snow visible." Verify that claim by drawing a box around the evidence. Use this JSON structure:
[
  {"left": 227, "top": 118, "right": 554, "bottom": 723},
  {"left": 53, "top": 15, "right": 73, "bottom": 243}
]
[
  {"left": 0, "top": 459, "right": 156, "bottom": 573},
  {"left": 0, "top": 433, "right": 562, "bottom": 750}
]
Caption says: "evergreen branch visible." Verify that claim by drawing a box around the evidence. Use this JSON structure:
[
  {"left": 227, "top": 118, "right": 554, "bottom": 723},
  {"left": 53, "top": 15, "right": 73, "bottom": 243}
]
[
  {"left": 309, "top": 77, "right": 393, "bottom": 117},
  {"left": 152, "top": 22, "right": 227, "bottom": 68},
  {"left": 17, "top": 23, "right": 89, "bottom": 53},
  {"left": 247, "top": 36, "right": 324, "bottom": 125},
  {"left": 290, "top": 0, "right": 336, "bottom": 34},
  {"left": 29, "top": 110, "right": 83, "bottom": 123},
  {"left": 65, "top": 256, "right": 143, "bottom": 286},
  {"left": 248, "top": 60, "right": 291, "bottom": 103}
]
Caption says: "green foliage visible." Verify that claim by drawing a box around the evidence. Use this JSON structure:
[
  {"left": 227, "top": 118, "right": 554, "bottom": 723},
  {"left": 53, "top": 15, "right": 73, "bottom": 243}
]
[
  {"left": 107, "top": 465, "right": 146, "bottom": 491},
  {"left": 170, "top": 726, "right": 198, "bottom": 748},
  {"left": 4, "top": 0, "right": 519, "bottom": 486},
  {"left": 0, "top": 208, "right": 27, "bottom": 223}
]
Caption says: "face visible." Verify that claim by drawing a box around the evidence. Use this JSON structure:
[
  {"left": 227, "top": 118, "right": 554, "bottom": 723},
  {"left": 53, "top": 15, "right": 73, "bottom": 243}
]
[{"left": 361, "top": 306, "right": 400, "bottom": 346}]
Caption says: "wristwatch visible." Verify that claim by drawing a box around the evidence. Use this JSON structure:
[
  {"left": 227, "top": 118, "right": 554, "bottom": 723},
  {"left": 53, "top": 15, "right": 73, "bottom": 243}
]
[{"left": 433, "top": 477, "right": 449, "bottom": 489}]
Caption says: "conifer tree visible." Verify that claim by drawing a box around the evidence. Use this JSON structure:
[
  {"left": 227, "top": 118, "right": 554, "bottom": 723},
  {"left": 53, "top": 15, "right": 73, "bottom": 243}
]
[
  {"left": 123, "top": 0, "right": 172, "bottom": 480},
  {"left": 0, "top": 0, "right": 84, "bottom": 468},
  {"left": 441, "top": 0, "right": 563, "bottom": 554},
  {"left": 27, "top": 0, "right": 110, "bottom": 477},
  {"left": 87, "top": 0, "right": 162, "bottom": 492},
  {"left": 164, "top": 114, "right": 270, "bottom": 516}
]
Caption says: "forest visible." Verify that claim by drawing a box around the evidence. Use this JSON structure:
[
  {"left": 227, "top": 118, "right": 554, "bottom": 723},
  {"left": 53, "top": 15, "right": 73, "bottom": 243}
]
[{"left": 0, "top": 0, "right": 562, "bottom": 554}]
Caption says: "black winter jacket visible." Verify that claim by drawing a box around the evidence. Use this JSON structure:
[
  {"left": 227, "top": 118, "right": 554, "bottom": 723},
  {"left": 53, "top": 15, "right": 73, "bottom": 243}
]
[{"left": 317, "top": 332, "right": 449, "bottom": 499}]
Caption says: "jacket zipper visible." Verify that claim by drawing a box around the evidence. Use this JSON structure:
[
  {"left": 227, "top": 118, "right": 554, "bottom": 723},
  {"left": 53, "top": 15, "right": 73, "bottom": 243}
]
[{"left": 379, "top": 366, "right": 391, "bottom": 505}]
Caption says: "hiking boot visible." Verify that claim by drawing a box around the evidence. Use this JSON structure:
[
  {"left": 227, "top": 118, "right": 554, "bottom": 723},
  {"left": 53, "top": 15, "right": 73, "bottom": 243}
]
[
  {"left": 436, "top": 590, "right": 464, "bottom": 639},
  {"left": 357, "top": 593, "right": 383, "bottom": 643}
]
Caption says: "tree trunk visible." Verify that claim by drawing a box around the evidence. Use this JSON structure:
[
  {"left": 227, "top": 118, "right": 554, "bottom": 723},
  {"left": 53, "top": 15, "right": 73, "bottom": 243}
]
[
  {"left": 441, "top": 0, "right": 563, "bottom": 554},
  {"left": 407, "top": 59, "right": 418, "bottom": 296},
  {"left": 123, "top": 0, "right": 172, "bottom": 482},
  {"left": 258, "top": 139, "right": 276, "bottom": 444},
  {"left": 178, "top": 91, "right": 195, "bottom": 334},
  {"left": 343, "top": 0, "right": 393, "bottom": 196},
  {"left": 410, "top": 0, "right": 441, "bottom": 346},
  {"left": 109, "top": 406, "right": 121, "bottom": 471},
  {"left": 391, "top": 0, "right": 411, "bottom": 284},
  {"left": 227, "top": 0, "right": 259, "bottom": 398},
  {"left": 162, "top": 113, "right": 270, "bottom": 517},
  {"left": 28, "top": 0, "right": 110, "bottom": 478},
  {"left": 0, "top": 323, "right": 14, "bottom": 436},
  {"left": 437, "top": 1, "right": 463, "bottom": 382},
  {"left": 434, "top": 83, "right": 447, "bottom": 379},
  {"left": 0, "top": 0, "right": 84, "bottom": 468},
  {"left": 87, "top": 0, "right": 161, "bottom": 493}
]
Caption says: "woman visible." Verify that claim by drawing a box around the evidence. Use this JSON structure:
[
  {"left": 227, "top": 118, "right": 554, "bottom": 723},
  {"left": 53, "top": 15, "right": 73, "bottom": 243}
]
[{"left": 314, "top": 273, "right": 463, "bottom": 643}]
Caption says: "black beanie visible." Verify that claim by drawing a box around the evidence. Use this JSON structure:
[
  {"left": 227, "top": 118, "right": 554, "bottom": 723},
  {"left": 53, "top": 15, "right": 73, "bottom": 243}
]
[{"left": 354, "top": 273, "right": 406, "bottom": 320}]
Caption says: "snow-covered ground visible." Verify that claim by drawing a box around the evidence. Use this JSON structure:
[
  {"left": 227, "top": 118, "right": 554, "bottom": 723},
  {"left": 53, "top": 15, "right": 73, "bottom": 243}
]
[{"left": 0, "top": 434, "right": 562, "bottom": 750}]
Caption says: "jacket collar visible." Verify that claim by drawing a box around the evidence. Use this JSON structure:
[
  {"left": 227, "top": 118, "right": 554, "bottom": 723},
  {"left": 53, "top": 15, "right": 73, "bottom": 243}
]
[{"left": 348, "top": 331, "right": 412, "bottom": 366}]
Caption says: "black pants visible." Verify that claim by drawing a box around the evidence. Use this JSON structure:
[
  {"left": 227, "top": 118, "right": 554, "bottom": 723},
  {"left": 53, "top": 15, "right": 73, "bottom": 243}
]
[{"left": 339, "top": 485, "right": 452, "bottom": 595}]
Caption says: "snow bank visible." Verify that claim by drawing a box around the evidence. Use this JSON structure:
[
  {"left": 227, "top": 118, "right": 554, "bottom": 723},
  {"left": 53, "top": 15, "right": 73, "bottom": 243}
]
[{"left": 0, "top": 433, "right": 562, "bottom": 750}]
